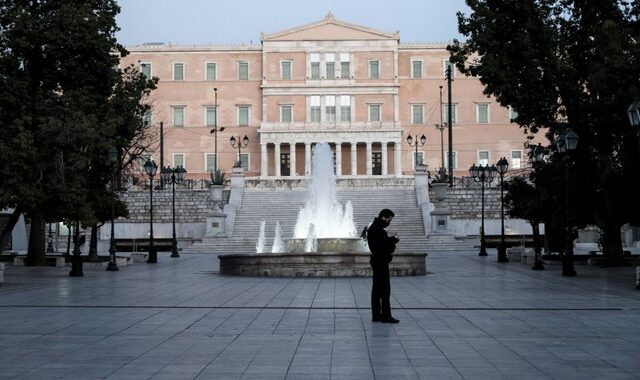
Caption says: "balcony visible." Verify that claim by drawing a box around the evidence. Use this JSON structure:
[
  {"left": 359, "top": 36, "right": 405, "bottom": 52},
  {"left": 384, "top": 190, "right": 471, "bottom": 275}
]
[{"left": 258, "top": 121, "right": 400, "bottom": 132}]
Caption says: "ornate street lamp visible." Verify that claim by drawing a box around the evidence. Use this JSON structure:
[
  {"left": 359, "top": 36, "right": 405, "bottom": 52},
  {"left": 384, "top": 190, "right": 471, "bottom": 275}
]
[
  {"left": 531, "top": 143, "right": 546, "bottom": 270},
  {"left": 496, "top": 157, "right": 509, "bottom": 263},
  {"left": 143, "top": 159, "right": 158, "bottom": 264},
  {"left": 407, "top": 134, "right": 427, "bottom": 167},
  {"left": 161, "top": 165, "right": 187, "bottom": 258},
  {"left": 69, "top": 220, "right": 84, "bottom": 277},
  {"left": 230, "top": 135, "right": 249, "bottom": 168},
  {"left": 106, "top": 146, "right": 119, "bottom": 271},
  {"left": 209, "top": 88, "right": 225, "bottom": 173},
  {"left": 469, "top": 163, "right": 497, "bottom": 256},
  {"left": 556, "top": 129, "right": 578, "bottom": 276},
  {"left": 46, "top": 223, "right": 55, "bottom": 253}
]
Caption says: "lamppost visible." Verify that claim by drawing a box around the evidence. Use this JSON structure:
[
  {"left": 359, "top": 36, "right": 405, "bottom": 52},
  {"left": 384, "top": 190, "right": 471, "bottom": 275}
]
[
  {"left": 627, "top": 100, "right": 640, "bottom": 288},
  {"left": 230, "top": 135, "right": 249, "bottom": 168},
  {"left": 469, "top": 163, "right": 497, "bottom": 256},
  {"left": 143, "top": 159, "right": 158, "bottom": 264},
  {"left": 556, "top": 129, "right": 579, "bottom": 277},
  {"left": 161, "top": 165, "right": 187, "bottom": 258},
  {"left": 106, "top": 146, "right": 119, "bottom": 271},
  {"left": 406, "top": 134, "right": 427, "bottom": 167},
  {"left": 209, "top": 88, "right": 225, "bottom": 173},
  {"left": 46, "top": 223, "right": 55, "bottom": 253},
  {"left": 531, "top": 143, "right": 545, "bottom": 270},
  {"left": 435, "top": 85, "right": 446, "bottom": 168},
  {"left": 496, "top": 157, "right": 509, "bottom": 263},
  {"left": 69, "top": 220, "right": 84, "bottom": 277}
]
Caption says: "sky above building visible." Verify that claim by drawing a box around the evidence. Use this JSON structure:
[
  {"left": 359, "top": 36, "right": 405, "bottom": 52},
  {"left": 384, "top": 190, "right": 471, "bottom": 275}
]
[{"left": 114, "top": 0, "right": 470, "bottom": 46}]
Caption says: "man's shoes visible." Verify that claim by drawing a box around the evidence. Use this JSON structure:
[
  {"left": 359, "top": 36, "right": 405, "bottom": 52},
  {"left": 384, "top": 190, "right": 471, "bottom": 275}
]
[
  {"left": 381, "top": 316, "right": 399, "bottom": 324},
  {"left": 372, "top": 315, "right": 383, "bottom": 322}
]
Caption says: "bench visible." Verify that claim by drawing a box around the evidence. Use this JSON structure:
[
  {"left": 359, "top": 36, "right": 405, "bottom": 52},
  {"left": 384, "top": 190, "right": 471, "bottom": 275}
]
[
  {"left": 114, "top": 238, "right": 174, "bottom": 253},
  {"left": 13, "top": 255, "right": 66, "bottom": 267},
  {"left": 485, "top": 235, "right": 539, "bottom": 248}
]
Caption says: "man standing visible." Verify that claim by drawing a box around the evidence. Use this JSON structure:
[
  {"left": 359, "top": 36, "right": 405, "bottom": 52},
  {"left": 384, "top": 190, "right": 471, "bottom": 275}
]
[{"left": 366, "top": 209, "right": 399, "bottom": 323}]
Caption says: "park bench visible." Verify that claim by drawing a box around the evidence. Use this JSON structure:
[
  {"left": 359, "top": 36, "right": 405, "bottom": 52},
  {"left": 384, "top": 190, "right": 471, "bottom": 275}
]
[
  {"left": 114, "top": 238, "right": 174, "bottom": 253},
  {"left": 484, "top": 235, "right": 538, "bottom": 248}
]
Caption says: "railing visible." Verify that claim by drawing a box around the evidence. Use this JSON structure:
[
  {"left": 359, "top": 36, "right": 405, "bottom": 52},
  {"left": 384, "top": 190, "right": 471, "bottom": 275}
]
[
  {"left": 124, "top": 178, "right": 215, "bottom": 191},
  {"left": 259, "top": 121, "right": 399, "bottom": 131}
]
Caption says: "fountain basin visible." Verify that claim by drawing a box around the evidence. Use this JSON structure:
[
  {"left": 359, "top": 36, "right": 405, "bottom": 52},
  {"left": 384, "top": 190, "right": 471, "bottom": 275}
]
[
  {"left": 218, "top": 252, "right": 427, "bottom": 277},
  {"left": 287, "top": 238, "right": 368, "bottom": 253}
]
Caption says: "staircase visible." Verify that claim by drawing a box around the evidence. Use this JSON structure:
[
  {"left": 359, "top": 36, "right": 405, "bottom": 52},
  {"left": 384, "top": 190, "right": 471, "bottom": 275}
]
[{"left": 188, "top": 187, "right": 475, "bottom": 254}]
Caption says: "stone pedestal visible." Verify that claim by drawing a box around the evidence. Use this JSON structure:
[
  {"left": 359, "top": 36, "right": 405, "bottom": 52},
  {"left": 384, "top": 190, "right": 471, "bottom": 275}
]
[
  {"left": 203, "top": 212, "right": 227, "bottom": 242},
  {"left": 430, "top": 182, "right": 452, "bottom": 235},
  {"left": 414, "top": 165, "right": 433, "bottom": 236}
]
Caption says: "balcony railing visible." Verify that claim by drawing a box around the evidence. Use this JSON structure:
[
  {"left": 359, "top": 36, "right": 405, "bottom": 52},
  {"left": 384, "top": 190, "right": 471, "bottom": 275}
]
[{"left": 259, "top": 121, "right": 399, "bottom": 131}]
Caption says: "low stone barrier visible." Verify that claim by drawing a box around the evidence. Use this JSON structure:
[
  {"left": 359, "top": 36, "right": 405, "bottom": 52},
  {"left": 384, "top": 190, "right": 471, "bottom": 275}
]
[{"left": 218, "top": 252, "right": 427, "bottom": 277}]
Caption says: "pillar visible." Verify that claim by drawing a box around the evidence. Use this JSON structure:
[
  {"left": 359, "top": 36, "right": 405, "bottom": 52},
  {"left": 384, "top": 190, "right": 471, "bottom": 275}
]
[
  {"left": 274, "top": 143, "right": 281, "bottom": 177},
  {"left": 260, "top": 143, "right": 268, "bottom": 177},
  {"left": 366, "top": 142, "right": 372, "bottom": 176},
  {"left": 394, "top": 140, "right": 402, "bottom": 176},
  {"left": 381, "top": 141, "right": 388, "bottom": 176},
  {"left": 351, "top": 142, "right": 357, "bottom": 176},
  {"left": 335, "top": 142, "right": 342, "bottom": 176},
  {"left": 305, "top": 142, "right": 312, "bottom": 176},
  {"left": 290, "top": 142, "right": 296, "bottom": 176}
]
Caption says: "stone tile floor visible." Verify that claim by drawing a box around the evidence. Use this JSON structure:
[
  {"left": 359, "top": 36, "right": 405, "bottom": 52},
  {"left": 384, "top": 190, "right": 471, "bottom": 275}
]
[{"left": 0, "top": 249, "right": 639, "bottom": 379}]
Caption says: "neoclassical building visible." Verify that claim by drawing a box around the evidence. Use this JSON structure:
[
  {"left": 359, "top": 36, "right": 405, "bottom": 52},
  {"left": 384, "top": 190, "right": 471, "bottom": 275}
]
[{"left": 120, "top": 14, "right": 538, "bottom": 179}]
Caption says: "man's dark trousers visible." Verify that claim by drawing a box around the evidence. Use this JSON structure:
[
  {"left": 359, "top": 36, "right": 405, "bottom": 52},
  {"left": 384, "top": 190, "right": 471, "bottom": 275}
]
[{"left": 371, "top": 261, "right": 391, "bottom": 319}]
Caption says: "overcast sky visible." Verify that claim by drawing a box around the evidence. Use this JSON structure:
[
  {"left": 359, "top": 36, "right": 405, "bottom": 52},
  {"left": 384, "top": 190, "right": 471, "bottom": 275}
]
[{"left": 115, "top": 0, "right": 471, "bottom": 46}]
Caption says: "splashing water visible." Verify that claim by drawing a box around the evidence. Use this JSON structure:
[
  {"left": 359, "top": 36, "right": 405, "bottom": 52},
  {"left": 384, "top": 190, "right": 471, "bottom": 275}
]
[
  {"left": 256, "top": 221, "right": 266, "bottom": 253},
  {"left": 305, "top": 224, "right": 318, "bottom": 253},
  {"left": 293, "top": 142, "right": 357, "bottom": 239},
  {"left": 271, "top": 221, "right": 285, "bottom": 253}
]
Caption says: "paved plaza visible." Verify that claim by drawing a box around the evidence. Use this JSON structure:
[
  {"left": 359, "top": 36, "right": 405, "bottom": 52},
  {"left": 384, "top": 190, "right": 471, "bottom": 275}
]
[{"left": 1, "top": 250, "right": 639, "bottom": 380}]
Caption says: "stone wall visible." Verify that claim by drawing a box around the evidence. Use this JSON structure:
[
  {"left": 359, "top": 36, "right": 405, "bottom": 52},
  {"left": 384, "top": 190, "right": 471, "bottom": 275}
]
[
  {"left": 120, "top": 190, "right": 228, "bottom": 223},
  {"left": 434, "top": 187, "right": 502, "bottom": 220}
]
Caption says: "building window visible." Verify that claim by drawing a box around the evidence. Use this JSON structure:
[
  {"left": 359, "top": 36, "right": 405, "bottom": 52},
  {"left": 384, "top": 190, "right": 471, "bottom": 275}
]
[
  {"left": 172, "top": 153, "right": 185, "bottom": 169},
  {"left": 172, "top": 106, "right": 185, "bottom": 127},
  {"left": 310, "top": 53, "right": 320, "bottom": 79},
  {"left": 411, "top": 104, "right": 424, "bottom": 124},
  {"left": 511, "top": 150, "right": 522, "bottom": 169},
  {"left": 237, "top": 106, "right": 249, "bottom": 126},
  {"left": 173, "top": 63, "right": 184, "bottom": 81},
  {"left": 445, "top": 151, "right": 458, "bottom": 169},
  {"left": 140, "top": 62, "right": 152, "bottom": 78},
  {"left": 310, "top": 96, "right": 321, "bottom": 122},
  {"left": 205, "top": 154, "right": 217, "bottom": 173},
  {"left": 411, "top": 60, "right": 422, "bottom": 79},
  {"left": 443, "top": 103, "right": 458, "bottom": 123},
  {"left": 325, "top": 96, "right": 336, "bottom": 122},
  {"left": 281, "top": 61, "right": 292, "bottom": 80},
  {"left": 205, "top": 62, "right": 216, "bottom": 81},
  {"left": 238, "top": 153, "right": 249, "bottom": 171},
  {"left": 325, "top": 53, "right": 335, "bottom": 78},
  {"left": 478, "top": 151, "right": 489, "bottom": 166},
  {"left": 238, "top": 61, "right": 248, "bottom": 80},
  {"left": 476, "top": 103, "right": 490, "bottom": 123},
  {"left": 340, "top": 53, "right": 350, "bottom": 79},
  {"left": 369, "top": 60, "right": 379, "bottom": 79},
  {"left": 509, "top": 106, "right": 518, "bottom": 122},
  {"left": 280, "top": 105, "right": 292, "bottom": 122},
  {"left": 443, "top": 59, "right": 456, "bottom": 78},
  {"left": 412, "top": 151, "right": 425, "bottom": 168},
  {"left": 142, "top": 109, "right": 152, "bottom": 127},
  {"left": 205, "top": 106, "right": 217, "bottom": 126},
  {"left": 340, "top": 95, "right": 351, "bottom": 122},
  {"left": 369, "top": 104, "right": 381, "bottom": 122}
]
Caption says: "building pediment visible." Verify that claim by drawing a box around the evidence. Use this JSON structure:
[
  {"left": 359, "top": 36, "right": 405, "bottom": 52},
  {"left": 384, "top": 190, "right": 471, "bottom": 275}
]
[{"left": 262, "top": 13, "right": 399, "bottom": 42}]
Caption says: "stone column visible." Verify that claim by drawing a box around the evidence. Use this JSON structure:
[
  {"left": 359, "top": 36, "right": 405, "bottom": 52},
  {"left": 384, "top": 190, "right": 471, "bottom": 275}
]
[
  {"left": 366, "top": 142, "right": 372, "bottom": 176},
  {"left": 351, "top": 142, "right": 357, "bottom": 176},
  {"left": 274, "top": 142, "right": 281, "bottom": 177},
  {"left": 381, "top": 141, "right": 388, "bottom": 176},
  {"left": 305, "top": 142, "right": 312, "bottom": 176},
  {"left": 290, "top": 142, "right": 296, "bottom": 176},
  {"left": 394, "top": 140, "right": 402, "bottom": 176},
  {"left": 335, "top": 142, "right": 342, "bottom": 176},
  {"left": 260, "top": 143, "right": 268, "bottom": 178}
]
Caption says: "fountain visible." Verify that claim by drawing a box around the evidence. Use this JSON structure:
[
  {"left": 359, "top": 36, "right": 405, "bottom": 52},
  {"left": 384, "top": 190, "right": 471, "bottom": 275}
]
[{"left": 218, "top": 142, "right": 427, "bottom": 277}]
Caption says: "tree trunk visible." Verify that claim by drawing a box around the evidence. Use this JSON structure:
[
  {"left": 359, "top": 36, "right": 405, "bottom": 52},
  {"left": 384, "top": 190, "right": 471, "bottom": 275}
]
[
  {"left": 0, "top": 206, "right": 23, "bottom": 251},
  {"left": 601, "top": 223, "right": 624, "bottom": 258},
  {"left": 532, "top": 222, "right": 541, "bottom": 255},
  {"left": 65, "top": 223, "right": 71, "bottom": 257},
  {"left": 88, "top": 224, "right": 99, "bottom": 262},
  {"left": 25, "top": 211, "right": 47, "bottom": 266}
]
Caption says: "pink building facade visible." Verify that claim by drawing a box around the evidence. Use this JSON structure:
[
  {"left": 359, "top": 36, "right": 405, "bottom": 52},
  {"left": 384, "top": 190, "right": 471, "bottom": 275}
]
[{"left": 120, "top": 15, "right": 540, "bottom": 180}]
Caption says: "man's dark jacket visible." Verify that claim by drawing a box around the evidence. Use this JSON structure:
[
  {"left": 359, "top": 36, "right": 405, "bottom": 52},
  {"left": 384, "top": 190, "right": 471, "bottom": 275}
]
[{"left": 366, "top": 217, "right": 398, "bottom": 264}]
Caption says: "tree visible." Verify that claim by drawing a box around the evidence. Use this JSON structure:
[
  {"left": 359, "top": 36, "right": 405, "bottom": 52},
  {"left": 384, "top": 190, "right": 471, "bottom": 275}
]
[
  {"left": 0, "top": 0, "right": 156, "bottom": 265},
  {"left": 449, "top": 0, "right": 640, "bottom": 258}
]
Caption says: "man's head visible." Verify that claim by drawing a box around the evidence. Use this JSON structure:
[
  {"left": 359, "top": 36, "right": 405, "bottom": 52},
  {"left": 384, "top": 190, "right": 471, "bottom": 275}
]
[{"left": 378, "top": 208, "right": 395, "bottom": 223}]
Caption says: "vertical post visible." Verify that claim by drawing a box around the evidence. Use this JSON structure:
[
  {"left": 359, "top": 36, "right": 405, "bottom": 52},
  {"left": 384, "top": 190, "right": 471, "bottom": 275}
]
[
  {"left": 439, "top": 85, "right": 445, "bottom": 168},
  {"left": 214, "top": 88, "right": 218, "bottom": 173},
  {"left": 69, "top": 221, "right": 83, "bottom": 276},
  {"left": 147, "top": 176, "right": 157, "bottom": 263},
  {"left": 106, "top": 172, "right": 118, "bottom": 271},
  {"left": 171, "top": 175, "right": 179, "bottom": 257},
  {"left": 563, "top": 157, "right": 576, "bottom": 276},
  {"left": 446, "top": 65, "right": 453, "bottom": 186},
  {"left": 46, "top": 223, "right": 54, "bottom": 253},
  {"left": 159, "top": 121, "right": 164, "bottom": 190},
  {"left": 479, "top": 179, "right": 487, "bottom": 256},
  {"left": 498, "top": 173, "right": 507, "bottom": 262}
]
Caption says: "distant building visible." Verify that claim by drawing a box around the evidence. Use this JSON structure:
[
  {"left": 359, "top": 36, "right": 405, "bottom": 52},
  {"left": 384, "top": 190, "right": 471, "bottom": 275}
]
[{"left": 120, "top": 14, "right": 538, "bottom": 179}]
